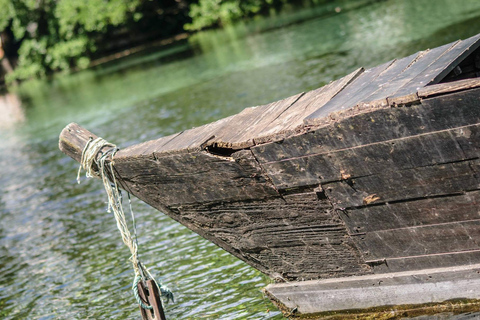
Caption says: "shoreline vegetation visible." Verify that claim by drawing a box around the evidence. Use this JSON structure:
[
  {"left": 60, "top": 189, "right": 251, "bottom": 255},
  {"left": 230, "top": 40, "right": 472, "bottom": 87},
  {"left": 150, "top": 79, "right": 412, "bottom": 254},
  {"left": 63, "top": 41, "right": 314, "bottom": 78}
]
[{"left": 0, "top": 0, "right": 323, "bottom": 87}]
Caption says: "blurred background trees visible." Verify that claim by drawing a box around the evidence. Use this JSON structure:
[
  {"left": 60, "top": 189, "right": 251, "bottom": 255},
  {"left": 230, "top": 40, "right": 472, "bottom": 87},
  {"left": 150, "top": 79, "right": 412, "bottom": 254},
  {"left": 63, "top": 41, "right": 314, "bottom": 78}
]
[{"left": 0, "top": 0, "right": 318, "bottom": 84}]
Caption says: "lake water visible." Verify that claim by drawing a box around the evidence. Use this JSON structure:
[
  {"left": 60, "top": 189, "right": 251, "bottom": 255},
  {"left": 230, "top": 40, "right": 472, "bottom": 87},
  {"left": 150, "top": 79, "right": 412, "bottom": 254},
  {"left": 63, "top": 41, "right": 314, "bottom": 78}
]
[{"left": 2, "top": 0, "right": 480, "bottom": 319}]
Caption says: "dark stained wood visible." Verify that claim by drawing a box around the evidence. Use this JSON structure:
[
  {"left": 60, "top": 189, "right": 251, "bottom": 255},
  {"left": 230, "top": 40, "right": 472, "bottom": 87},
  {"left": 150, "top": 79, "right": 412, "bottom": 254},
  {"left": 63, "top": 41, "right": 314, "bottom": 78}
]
[
  {"left": 172, "top": 191, "right": 370, "bottom": 280},
  {"left": 258, "top": 122, "right": 480, "bottom": 189},
  {"left": 389, "top": 33, "right": 480, "bottom": 105},
  {"left": 353, "top": 220, "right": 480, "bottom": 260},
  {"left": 253, "top": 87, "right": 480, "bottom": 163},
  {"left": 324, "top": 159, "right": 480, "bottom": 208},
  {"left": 368, "top": 250, "right": 480, "bottom": 273},
  {"left": 59, "top": 34, "right": 480, "bottom": 288},
  {"left": 112, "top": 150, "right": 278, "bottom": 207},
  {"left": 339, "top": 191, "right": 480, "bottom": 234}
]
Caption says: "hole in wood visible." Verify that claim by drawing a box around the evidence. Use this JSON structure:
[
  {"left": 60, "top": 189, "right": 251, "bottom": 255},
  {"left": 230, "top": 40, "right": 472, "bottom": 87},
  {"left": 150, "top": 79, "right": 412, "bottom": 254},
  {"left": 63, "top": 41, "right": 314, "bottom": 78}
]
[{"left": 205, "top": 143, "right": 236, "bottom": 157}]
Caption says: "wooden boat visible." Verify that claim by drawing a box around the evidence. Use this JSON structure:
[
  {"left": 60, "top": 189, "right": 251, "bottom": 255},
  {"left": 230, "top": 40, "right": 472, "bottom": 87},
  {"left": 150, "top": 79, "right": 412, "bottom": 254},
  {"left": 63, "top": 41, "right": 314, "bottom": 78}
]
[{"left": 60, "top": 33, "right": 480, "bottom": 318}]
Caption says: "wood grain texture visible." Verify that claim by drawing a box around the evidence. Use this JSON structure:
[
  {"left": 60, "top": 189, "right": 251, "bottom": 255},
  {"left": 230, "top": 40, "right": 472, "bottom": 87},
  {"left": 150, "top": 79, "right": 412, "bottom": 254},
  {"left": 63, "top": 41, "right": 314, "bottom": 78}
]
[
  {"left": 305, "top": 60, "right": 394, "bottom": 121},
  {"left": 59, "top": 122, "right": 99, "bottom": 163},
  {"left": 354, "top": 220, "right": 480, "bottom": 260},
  {"left": 339, "top": 191, "right": 480, "bottom": 234},
  {"left": 59, "top": 34, "right": 480, "bottom": 283},
  {"left": 172, "top": 191, "right": 370, "bottom": 280},
  {"left": 253, "top": 87, "right": 480, "bottom": 163},
  {"left": 368, "top": 250, "right": 480, "bottom": 273},
  {"left": 112, "top": 149, "right": 279, "bottom": 207},
  {"left": 325, "top": 159, "right": 480, "bottom": 208},
  {"left": 252, "top": 67, "right": 364, "bottom": 145},
  {"left": 211, "top": 93, "right": 304, "bottom": 149},
  {"left": 258, "top": 122, "right": 480, "bottom": 189},
  {"left": 389, "top": 33, "right": 480, "bottom": 105},
  {"left": 418, "top": 77, "right": 480, "bottom": 98}
]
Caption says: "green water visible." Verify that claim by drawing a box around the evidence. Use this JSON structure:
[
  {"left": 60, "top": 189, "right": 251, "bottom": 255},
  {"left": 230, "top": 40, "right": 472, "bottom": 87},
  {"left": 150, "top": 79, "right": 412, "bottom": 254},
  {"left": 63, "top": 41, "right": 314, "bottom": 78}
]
[{"left": 2, "top": 0, "right": 480, "bottom": 319}]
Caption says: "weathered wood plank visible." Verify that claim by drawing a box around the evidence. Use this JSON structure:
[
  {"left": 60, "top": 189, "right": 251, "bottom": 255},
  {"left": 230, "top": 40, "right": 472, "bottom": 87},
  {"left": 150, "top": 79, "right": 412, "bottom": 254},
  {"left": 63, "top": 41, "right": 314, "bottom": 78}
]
[
  {"left": 369, "top": 250, "right": 480, "bottom": 273},
  {"left": 252, "top": 87, "right": 480, "bottom": 163},
  {"left": 266, "top": 264, "right": 480, "bottom": 316},
  {"left": 354, "top": 220, "right": 480, "bottom": 260},
  {"left": 325, "top": 159, "right": 480, "bottom": 208},
  {"left": 339, "top": 191, "right": 480, "bottom": 234},
  {"left": 172, "top": 191, "right": 369, "bottom": 280},
  {"left": 252, "top": 68, "right": 364, "bottom": 145},
  {"left": 418, "top": 77, "right": 480, "bottom": 98},
  {"left": 389, "top": 33, "right": 480, "bottom": 105},
  {"left": 212, "top": 93, "right": 304, "bottom": 149},
  {"left": 258, "top": 122, "right": 480, "bottom": 189},
  {"left": 112, "top": 149, "right": 279, "bottom": 207},
  {"left": 354, "top": 51, "right": 424, "bottom": 109},
  {"left": 119, "top": 132, "right": 182, "bottom": 157},
  {"left": 355, "top": 43, "right": 456, "bottom": 108},
  {"left": 303, "top": 42, "right": 457, "bottom": 125},
  {"left": 155, "top": 115, "right": 236, "bottom": 154},
  {"left": 305, "top": 60, "right": 394, "bottom": 121}
]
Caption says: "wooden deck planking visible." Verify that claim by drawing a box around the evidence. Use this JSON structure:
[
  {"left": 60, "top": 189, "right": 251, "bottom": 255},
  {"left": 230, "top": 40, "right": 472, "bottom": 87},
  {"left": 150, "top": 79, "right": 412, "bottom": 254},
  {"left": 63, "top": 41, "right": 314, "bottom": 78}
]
[
  {"left": 120, "top": 132, "right": 182, "bottom": 157},
  {"left": 355, "top": 51, "right": 426, "bottom": 108},
  {"left": 258, "top": 122, "right": 480, "bottom": 189},
  {"left": 389, "top": 34, "right": 480, "bottom": 105},
  {"left": 253, "top": 68, "right": 364, "bottom": 144},
  {"left": 304, "top": 60, "right": 395, "bottom": 122},
  {"left": 159, "top": 116, "right": 235, "bottom": 153},
  {"left": 212, "top": 93, "right": 304, "bottom": 149},
  {"left": 252, "top": 88, "right": 480, "bottom": 163},
  {"left": 353, "top": 43, "right": 456, "bottom": 108}
]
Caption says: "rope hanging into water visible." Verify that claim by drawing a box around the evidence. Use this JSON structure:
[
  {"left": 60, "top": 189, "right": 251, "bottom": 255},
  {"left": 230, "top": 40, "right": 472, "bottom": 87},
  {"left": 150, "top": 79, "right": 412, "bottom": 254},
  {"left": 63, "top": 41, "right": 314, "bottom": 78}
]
[{"left": 76, "top": 137, "right": 174, "bottom": 310}]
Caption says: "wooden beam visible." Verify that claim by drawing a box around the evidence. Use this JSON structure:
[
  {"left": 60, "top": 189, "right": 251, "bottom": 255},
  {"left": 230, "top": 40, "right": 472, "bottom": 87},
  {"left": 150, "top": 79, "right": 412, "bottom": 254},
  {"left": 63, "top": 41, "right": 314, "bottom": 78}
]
[{"left": 266, "top": 264, "right": 480, "bottom": 317}]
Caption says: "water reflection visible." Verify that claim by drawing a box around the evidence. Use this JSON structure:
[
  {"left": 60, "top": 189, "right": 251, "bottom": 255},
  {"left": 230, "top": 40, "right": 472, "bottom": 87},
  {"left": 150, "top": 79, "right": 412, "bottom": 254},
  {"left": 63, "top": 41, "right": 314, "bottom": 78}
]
[{"left": 0, "top": 93, "right": 24, "bottom": 129}]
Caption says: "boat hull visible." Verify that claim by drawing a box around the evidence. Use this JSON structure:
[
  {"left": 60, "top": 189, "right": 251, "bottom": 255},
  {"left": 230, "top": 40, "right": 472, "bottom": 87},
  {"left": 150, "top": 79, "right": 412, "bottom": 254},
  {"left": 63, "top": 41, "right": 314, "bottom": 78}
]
[{"left": 60, "top": 33, "right": 480, "bottom": 317}]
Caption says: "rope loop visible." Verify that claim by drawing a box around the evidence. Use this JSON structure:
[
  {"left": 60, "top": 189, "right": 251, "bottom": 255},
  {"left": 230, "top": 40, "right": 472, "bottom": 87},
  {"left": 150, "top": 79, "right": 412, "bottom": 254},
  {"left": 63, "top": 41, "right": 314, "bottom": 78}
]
[
  {"left": 133, "top": 275, "right": 153, "bottom": 310},
  {"left": 76, "top": 136, "right": 173, "bottom": 309}
]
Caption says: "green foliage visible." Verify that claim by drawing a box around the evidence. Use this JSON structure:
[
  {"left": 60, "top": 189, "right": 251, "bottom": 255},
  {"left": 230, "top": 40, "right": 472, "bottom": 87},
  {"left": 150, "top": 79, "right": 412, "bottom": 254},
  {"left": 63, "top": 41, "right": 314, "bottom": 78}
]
[
  {"left": 1, "top": 0, "right": 143, "bottom": 83},
  {"left": 0, "top": 0, "right": 298, "bottom": 83},
  {"left": 185, "top": 0, "right": 287, "bottom": 31},
  {"left": 55, "top": 0, "right": 141, "bottom": 37}
]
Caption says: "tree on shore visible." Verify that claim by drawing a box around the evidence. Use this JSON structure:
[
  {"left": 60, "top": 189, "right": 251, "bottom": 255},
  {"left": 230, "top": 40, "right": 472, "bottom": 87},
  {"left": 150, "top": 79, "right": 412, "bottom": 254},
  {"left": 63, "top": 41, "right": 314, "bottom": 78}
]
[
  {"left": 0, "top": 0, "right": 310, "bottom": 84},
  {"left": 0, "top": 0, "right": 190, "bottom": 83}
]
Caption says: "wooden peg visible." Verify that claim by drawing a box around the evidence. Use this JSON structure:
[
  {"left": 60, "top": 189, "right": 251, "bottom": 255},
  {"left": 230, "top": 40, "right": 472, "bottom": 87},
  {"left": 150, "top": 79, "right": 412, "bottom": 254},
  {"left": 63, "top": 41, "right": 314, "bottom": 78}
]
[{"left": 137, "top": 280, "right": 167, "bottom": 320}]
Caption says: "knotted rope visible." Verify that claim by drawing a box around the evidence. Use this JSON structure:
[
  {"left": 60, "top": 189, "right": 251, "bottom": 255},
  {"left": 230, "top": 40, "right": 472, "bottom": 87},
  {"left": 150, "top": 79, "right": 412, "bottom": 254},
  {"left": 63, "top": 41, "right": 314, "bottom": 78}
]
[{"left": 76, "top": 137, "right": 174, "bottom": 309}]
